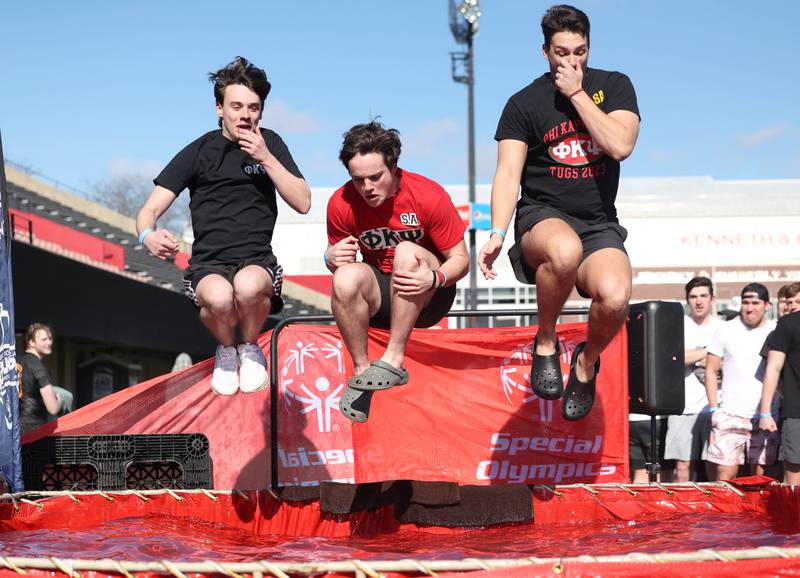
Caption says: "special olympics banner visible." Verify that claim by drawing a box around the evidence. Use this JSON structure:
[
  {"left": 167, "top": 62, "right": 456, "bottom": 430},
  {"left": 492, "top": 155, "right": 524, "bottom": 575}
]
[
  {"left": 0, "top": 134, "right": 23, "bottom": 491},
  {"left": 276, "top": 323, "right": 628, "bottom": 487},
  {"left": 25, "top": 322, "right": 628, "bottom": 490}
]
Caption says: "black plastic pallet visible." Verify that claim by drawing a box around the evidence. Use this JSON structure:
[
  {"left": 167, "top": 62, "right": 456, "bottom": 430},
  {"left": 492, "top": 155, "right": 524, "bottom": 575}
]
[{"left": 22, "top": 433, "right": 212, "bottom": 491}]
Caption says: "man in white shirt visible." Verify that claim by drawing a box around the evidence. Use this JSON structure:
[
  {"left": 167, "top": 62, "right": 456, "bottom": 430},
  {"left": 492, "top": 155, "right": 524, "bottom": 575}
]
[
  {"left": 664, "top": 276, "right": 721, "bottom": 481},
  {"left": 705, "top": 283, "right": 779, "bottom": 481}
]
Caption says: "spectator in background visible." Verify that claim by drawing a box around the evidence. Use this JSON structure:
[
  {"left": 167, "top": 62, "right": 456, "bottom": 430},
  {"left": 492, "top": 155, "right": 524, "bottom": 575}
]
[
  {"left": 705, "top": 283, "right": 779, "bottom": 480},
  {"left": 19, "top": 323, "right": 62, "bottom": 434},
  {"left": 778, "top": 284, "right": 792, "bottom": 318},
  {"left": 758, "top": 282, "right": 800, "bottom": 483},
  {"left": 171, "top": 352, "right": 193, "bottom": 373},
  {"left": 664, "top": 276, "right": 721, "bottom": 481}
]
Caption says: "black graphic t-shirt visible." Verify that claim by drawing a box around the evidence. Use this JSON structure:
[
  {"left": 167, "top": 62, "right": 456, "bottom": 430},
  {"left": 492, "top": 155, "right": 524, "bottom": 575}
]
[
  {"left": 495, "top": 68, "right": 639, "bottom": 224},
  {"left": 764, "top": 311, "right": 800, "bottom": 418},
  {"left": 155, "top": 129, "right": 304, "bottom": 267},
  {"left": 19, "top": 352, "right": 52, "bottom": 434}
]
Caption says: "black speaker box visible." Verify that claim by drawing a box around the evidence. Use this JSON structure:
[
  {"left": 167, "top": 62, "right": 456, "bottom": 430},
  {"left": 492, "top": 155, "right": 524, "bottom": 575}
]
[{"left": 627, "top": 300, "right": 685, "bottom": 415}]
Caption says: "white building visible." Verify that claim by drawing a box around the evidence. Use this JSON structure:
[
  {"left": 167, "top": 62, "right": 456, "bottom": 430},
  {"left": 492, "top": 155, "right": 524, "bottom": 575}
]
[{"left": 270, "top": 176, "right": 800, "bottom": 324}]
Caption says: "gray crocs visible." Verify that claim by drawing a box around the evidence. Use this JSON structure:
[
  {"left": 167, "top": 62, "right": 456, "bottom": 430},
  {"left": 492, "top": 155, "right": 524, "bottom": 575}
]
[
  {"left": 339, "top": 385, "right": 373, "bottom": 423},
  {"left": 348, "top": 360, "right": 409, "bottom": 391}
]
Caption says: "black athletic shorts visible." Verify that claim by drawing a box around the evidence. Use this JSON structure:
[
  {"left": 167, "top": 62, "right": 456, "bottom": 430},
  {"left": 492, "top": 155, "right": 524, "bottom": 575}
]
[
  {"left": 629, "top": 417, "right": 671, "bottom": 471},
  {"left": 182, "top": 256, "right": 284, "bottom": 314},
  {"left": 508, "top": 203, "right": 628, "bottom": 297},
  {"left": 366, "top": 263, "right": 456, "bottom": 330}
]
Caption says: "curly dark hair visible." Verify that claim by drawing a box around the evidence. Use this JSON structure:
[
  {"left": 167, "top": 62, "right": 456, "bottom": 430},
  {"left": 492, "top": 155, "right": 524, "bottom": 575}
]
[{"left": 339, "top": 121, "right": 402, "bottom": 170}]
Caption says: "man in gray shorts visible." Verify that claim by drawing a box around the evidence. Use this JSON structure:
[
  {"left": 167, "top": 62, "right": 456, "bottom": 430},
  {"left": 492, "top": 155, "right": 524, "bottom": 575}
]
[
  {"left": 477, "top": 5, "right": 640, "bottom": 421},
  {"left": 664, "top": 276, "right": 720, "bottom": 481}
]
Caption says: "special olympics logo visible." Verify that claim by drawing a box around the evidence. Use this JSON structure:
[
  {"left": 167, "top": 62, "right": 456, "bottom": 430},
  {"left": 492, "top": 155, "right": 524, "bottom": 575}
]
[
  {"left": 499, "top": 339, "right": 573, "bottom": 423},
  {"left": 280, "top": 339, "right": 345, "bottom": 433}
]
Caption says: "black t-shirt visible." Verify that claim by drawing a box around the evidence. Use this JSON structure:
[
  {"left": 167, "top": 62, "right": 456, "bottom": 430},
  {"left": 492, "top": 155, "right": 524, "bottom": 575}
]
[
  {"left": 19, "top": 352, "right": 52, "bottom": 434},
  {"left": 155, "top": 128, "right": 304, "bottom": 267},
  {"left": 765, "top": 312, "right": 800, "bottom": 418},
  {"left": 495, "top": 68, "right": 640, "bottom": 224}
]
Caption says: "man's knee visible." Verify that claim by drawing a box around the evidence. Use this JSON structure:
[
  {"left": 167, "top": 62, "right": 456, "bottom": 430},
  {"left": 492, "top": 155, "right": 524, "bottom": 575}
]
[
  {"left": 332, "top": 264, "right": 372, "bottom": 302},
  {"left": 534, "top": 239, "right": 582, "bottom": 277},
  {"left": 392, "top": 241, "right": 425, "bottom": 273},
  {"left": 198, "top": 282, "right": 235, "bottom": 316},
  {"left": 233, "top": 269, "right": 271, "bottom": 306},
  {"left": 592, "top": 275, "right": 632, "bottom": 314}
]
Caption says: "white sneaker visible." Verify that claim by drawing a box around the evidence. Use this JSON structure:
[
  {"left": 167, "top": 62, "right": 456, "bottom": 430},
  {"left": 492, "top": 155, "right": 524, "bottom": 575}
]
[
  {"left": 238, "top": 343, "right": 269, "bottom": 393},
  {"left": 211, "top": 345, "right": 239, "bottom": 395}
]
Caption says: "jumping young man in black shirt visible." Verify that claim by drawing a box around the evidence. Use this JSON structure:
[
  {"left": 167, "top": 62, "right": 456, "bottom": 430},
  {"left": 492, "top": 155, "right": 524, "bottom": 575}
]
[
  {"left": 137, "top": 57, "right": 311, "bottom": 395},
  {"left": 478, "top": 5, "right": 640, "bottom": 421}
]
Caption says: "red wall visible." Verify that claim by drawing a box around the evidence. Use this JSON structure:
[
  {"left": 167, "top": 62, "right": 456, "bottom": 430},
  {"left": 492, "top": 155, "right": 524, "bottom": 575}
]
[{"left": 10, "top": 208, "right": 125, "bottom": 271}]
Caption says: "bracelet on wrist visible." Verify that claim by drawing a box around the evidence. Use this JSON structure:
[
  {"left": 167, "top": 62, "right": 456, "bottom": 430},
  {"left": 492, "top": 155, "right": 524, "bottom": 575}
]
[
  {"left": 138, "top": 227, "right": 153, "bottom": 245},
  {"left": 434, "top": 269, "right": 447, "bottom": 289},
  {"left": 489, "top": 227, "right": 506, "bottom": 240},
  {"left": 431, "top": 270, "right": 437, "bottom": 290},
  {"left": 758, "top": 412, "right": 773, "bottom": 419},
  {"left": 568, "top": 88, "right": 584, "bottom": 100},
  {"left": 323, "top": 251, "right": 330, "bottom": 267},
  {"left": 708, "top": 407, "right": 718, "bottom": 413}
]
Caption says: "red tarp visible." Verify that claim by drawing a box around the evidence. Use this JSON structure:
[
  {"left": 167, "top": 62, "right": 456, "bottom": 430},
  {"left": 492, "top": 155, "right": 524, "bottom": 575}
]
[
  {"left": 24, "top": 322, "right": 629, "bottom": 489},
  {"left": 2, "top": 483, "right": 797, "bottom": 578}
]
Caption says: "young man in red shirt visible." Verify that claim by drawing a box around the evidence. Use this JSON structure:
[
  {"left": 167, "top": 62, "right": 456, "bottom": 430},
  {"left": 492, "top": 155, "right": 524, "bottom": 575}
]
[{"left": 326, "top": 122, "right": 469, "bottom": 422}]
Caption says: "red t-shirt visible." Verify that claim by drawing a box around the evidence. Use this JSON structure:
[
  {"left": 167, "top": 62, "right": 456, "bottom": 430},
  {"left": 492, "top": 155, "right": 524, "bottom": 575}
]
[{"left": 327, "top": 169, "right": 466, "bottom": 274}]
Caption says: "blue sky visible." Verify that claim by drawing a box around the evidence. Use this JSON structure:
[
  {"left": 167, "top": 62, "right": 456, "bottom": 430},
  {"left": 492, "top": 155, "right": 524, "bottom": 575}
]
[{"left": 2, "top": 0, "right": 798, "bottom": 194}]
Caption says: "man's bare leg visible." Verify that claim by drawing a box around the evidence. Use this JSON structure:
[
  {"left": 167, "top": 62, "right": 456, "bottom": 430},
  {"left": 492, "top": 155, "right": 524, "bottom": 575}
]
[
  {"left": 574, "top": 248, "right": 632, "bottom": 382},
  {"left": 785, "top": 462, "right": 800, "bottom": 485},
  {"left": 233, "top": 265, "right": 274, "bottom": 343},
  {"left": 380, "top": 242, "right": 438, "bottom": 369},
  {"left": 673, "top": 460, "right": 692, "bottom": 483},
  {"left": 196, "top": 274, "right": 240, "bottom": 393},
  {"left": 716, "top": 463, "right": 739, "bottom": 481},
  {"left": 195, "top": 274, "right": 238, "bottom": 346},
  {"left": 520, "top": 219, "right": 583, "bottom": 356},
  {"left": 332, "top": 263, "right": 382, "bottom": 376}
]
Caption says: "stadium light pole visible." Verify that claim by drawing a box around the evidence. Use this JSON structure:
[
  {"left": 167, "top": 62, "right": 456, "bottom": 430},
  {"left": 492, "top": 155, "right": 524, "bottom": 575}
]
[{"left": 449, "top": 0, "right": 480, "bottom": 318}]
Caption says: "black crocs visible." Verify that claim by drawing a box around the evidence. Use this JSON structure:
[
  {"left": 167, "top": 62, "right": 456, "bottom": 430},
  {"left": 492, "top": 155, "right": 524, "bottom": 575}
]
[
  {"left": 531, "top": 337, "right": 564, "bottom": 400},
  {"left": 561, "top": 342, "right": 600, "bottom": 421}
]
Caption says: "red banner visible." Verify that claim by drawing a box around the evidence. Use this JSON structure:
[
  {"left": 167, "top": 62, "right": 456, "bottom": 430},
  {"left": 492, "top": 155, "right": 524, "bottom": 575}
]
[
  {"left": 26, "top": 323, "right": 629, "bottom": 489},
  {"left": 276, "top": 323, "right": 629, "bottom": 487}
]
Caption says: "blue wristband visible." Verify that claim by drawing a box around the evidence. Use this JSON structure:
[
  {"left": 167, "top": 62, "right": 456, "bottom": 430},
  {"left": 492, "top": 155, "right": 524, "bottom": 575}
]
[
  {"left": 758, "top": 412, "right": 773, "bottom": 419},
  {"left": 708, "top": 407, "right": 717, "bottom": 413},
  {"left": 323, "top": 251, "right": 329, "bottom": 267},
  {"left": 490, "top": 227, "right": 506, "bottom": 239},
  {"left": 138, "top": 227, "right": 153, "bottom": 245}
]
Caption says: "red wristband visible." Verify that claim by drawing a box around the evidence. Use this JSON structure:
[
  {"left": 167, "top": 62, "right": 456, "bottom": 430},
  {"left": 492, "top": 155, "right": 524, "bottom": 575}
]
[
  {"left": 435, "top": 269, "right": 446, "bottom": 289},
  {"left": 568, "top": 88, "right": 584, "bottom": 100}
]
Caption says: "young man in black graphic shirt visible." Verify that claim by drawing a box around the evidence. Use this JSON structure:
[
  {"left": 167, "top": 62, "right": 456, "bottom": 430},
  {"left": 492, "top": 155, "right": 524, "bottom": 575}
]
[
  {"left": 137, "top": 57, "right": 311, "bottom": 396},
  {"left": 478, "top": 5, "right": 640, "bottom": 421},
  {"left": 19, "top": 323, "right": 62, "bottom": 434}
]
